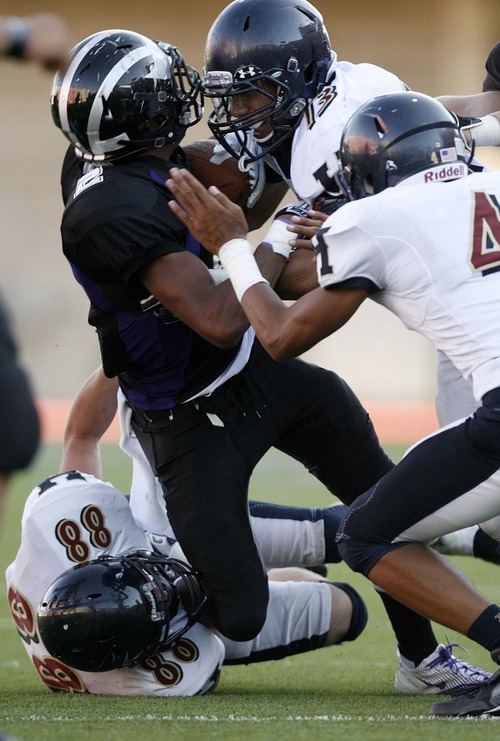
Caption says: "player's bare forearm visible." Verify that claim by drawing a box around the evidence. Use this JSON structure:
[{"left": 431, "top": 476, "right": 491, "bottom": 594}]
[
  {"left": 240, "top": 284, "right": 367, "bottom": 361},
  {"left": 275, "top": 248, "right": 318, "bottom": 299},
  {"left": 142, "top": 245, "right": 286, "bottom": 349},
  {"left": 437, "top": 91, "right": 500, "bottom": 117},
  {"left": 274, "top": 211, "right": 325, "bottom": 297},
  {"left": 60, "top": 368, "right": 118, "bottom": 477}
]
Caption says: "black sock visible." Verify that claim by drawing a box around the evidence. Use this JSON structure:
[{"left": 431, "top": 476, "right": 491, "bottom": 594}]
[
  {"left": 467, "top": 604, "right": 500, "bottom": 651},
  {"left": 473, "top": 528, "right": 500, "bottom": 565},
  {"left": 377, "top": 590, "right": 437, "bottom": 665}
]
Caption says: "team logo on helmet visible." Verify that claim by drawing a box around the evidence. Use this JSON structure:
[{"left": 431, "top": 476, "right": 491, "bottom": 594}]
[{"left": 234, "top": 65, "right": 262, "bottom": 81}]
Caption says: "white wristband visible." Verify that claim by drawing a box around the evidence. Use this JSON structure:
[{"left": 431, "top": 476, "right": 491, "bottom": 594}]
[
  {"left": 262, "top": 218, "right": 294, "bottom": 258},
  {"left": 470, "top": 115, "right": 500, "bottom": 147},
  {"left": 218, "top": 238, "right": 269, "bottom": 301}
]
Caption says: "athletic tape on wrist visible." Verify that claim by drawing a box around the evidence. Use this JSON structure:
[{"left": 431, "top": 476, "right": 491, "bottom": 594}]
[
  {"left": 218, "top": 239, "right": 269, "bottom": 301},
  {"left": 262, "top": 218, "right": 294, "bottom": 259},
  {"left": 470, "top": 115, "right": 500, "bottom": 147}
]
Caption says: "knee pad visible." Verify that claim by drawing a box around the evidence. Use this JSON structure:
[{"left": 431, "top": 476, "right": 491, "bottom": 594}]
[
  {"left": 337, "top": 535, "right": 403, "bottom": 578},
  {"left": 331, "top": 581, "right": 368, "bottom": 642}
]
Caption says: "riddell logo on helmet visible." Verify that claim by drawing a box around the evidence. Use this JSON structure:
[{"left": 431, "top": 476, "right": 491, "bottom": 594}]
[
  {"left": 142, "top": 582, "right": 163, "bottom": 621},
  {"left": 424, "top": 163, "right": 467, "bottom": 182}
]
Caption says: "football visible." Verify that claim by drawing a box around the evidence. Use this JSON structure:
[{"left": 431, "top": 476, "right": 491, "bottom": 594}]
[{"left": 183, "top": 139, "right": 251, "bottom": 206}]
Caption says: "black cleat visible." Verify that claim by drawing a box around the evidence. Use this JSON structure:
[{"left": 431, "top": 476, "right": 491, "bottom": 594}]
[
  {"left": 430, "top": 669, "right": 500, "bottom": 717},
  {"left": 473, "top": 527, "right": 500, "bottom": 565}
]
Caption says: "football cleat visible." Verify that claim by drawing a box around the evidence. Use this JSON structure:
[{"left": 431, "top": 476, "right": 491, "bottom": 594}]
[
  {"left": 430, "top": 669, "right": 500, "bottom": 716},
  {"left": 395, "top": 643, "right": 492, "bottom": 695},
  {"left": 430, "top": 527, "right": 476, "bottom": 557},
  {"left": 432, "top": 525, "right": 500, "bottom": 565}
]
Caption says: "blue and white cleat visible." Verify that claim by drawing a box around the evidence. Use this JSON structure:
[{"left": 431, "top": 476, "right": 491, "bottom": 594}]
[{"left": 395, "top": 643, "right": 491, "bottom": 695}]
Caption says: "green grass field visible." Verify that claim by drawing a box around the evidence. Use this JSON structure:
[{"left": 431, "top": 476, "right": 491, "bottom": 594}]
[{"left": 1, "top": 443, "right": 499, "bottom": 740}]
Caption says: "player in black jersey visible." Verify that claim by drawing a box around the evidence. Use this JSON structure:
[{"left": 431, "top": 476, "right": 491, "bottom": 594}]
[{"left": 51, "top": 28, "right": 395, "bottom": 644}]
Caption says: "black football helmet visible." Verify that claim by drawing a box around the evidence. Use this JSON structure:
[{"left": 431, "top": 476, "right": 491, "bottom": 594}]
[
  {"left": 51, "top": 29, "right": 203, "bottom": 163},
  {"left": 203, "top": 0, "right": 333, "bottom": 162},
  {"left": 337, "top": 91, "right": 470, "bottom": 200},
  {"left": 37, "top": 551, "right": 207, "bottom": 672}
]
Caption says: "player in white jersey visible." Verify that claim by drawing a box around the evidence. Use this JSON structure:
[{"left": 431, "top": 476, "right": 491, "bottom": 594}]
[
  {"left": 166, "top": 90, "right": 500, "bottom": 715},
  {"left": 198, "top": 0, "right": 500, "bottom": 692},
  {"left": 6, "top": 368, "right": 367, "bottom": 696},
  {"left": 6, "top": 471, "right": 225, "bottom": 696},
  {"left": 203, "top": 0, "right": 500, "bottom": 425},
  {"left": 203, "top": 0, "right": 499, "bottom": 210}
]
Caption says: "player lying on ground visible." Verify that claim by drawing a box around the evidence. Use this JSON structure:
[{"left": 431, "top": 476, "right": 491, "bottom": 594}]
[
  {"left": 166, "top": 91, "right": 500, "bottom": 716},
  {"left": 6, "top": 369, "right": 367, "bottom": 696}
]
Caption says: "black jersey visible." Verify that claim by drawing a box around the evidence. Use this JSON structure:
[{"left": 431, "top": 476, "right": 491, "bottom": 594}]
[
  {"left": 61, "top": 148, "right": 242, "bottom": 409},
  {"left": 483, "top": 42, "right": 500, "bottom": 92}
]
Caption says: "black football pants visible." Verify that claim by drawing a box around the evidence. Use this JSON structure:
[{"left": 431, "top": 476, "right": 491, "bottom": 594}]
[
  {"left": 337, "top": 387, "right": 500, "bottom": 576},
  {"left": 131, "top": 340, "right": 393, "bottom": 641}
]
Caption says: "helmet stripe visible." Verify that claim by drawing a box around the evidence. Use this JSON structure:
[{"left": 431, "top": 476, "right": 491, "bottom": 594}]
[
  {"left": 87, "top": 45, "right": 156, "bottom": 155},
  {"left": 58, "top": 31, "right": 111, "bottom": 134}
]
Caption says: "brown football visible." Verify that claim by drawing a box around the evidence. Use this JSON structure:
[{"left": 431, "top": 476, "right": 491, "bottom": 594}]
[{"left": 183, "top": 139, "right": 251, "bottom": 206}]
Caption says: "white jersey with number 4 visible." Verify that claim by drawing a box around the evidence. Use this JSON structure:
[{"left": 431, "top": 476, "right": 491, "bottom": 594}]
[
  {"left": 315, "top": 171, "right": 500, "bottom": 403},
  {"left": 6, "top": 471, "right": 224, "bottom": 696}
]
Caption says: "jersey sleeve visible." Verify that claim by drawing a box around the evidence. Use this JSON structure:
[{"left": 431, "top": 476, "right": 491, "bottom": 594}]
[
  {"left": 62, "top": 164, "right": 186, "bottom": 284},
  {"left": 314, "top": 203, "right": 384, "bottom": 293}
]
